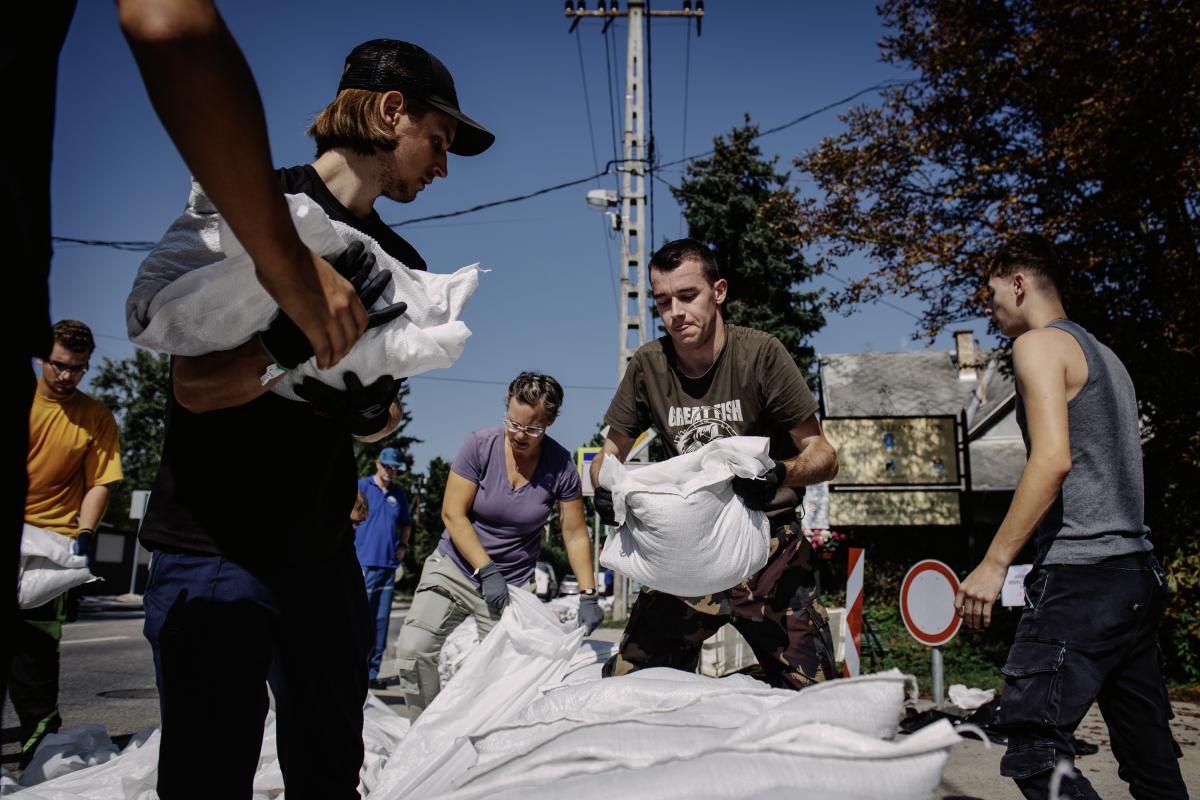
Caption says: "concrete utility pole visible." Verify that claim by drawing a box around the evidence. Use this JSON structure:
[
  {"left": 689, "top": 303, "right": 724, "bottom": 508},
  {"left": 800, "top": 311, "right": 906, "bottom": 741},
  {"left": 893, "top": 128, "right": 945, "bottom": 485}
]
[
  {"left": 566, "top": 0, "right": 703, "bottom": 381},
  {"left": 568, "top": 1, "right": 703, "bottom": 621}
]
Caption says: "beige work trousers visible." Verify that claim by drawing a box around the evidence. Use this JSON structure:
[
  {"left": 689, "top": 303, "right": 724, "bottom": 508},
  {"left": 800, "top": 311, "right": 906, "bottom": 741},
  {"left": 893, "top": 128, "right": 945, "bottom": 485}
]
[{"left": 394, "top": 551, "right": 532, "bottom": 719}]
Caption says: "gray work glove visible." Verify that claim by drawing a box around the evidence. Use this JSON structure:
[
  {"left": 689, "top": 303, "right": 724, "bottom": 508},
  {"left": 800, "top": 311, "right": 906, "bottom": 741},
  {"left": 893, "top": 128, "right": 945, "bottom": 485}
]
[
  {"left": 593, "top": 486, "right": 617, "bottom": 527},
  {"left": 731, "top": 462, "right": 788, "bottom": 511},
  {"left": 578, "top": 595, "right": 604, "bottom": 635},
  {"left": 477, "top": 562, "right": 510, "bottom": 613}
]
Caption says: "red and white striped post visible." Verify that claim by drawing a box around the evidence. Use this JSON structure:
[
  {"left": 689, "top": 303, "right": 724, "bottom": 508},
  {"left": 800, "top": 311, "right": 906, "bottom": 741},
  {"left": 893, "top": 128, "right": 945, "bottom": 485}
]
[{"left": 843, "top": 547, "right": 864, "bottom": 677}]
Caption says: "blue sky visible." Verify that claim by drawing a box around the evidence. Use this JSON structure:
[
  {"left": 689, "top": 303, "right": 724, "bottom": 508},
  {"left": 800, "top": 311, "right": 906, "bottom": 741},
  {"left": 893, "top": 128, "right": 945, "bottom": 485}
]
[{"left": 51, "top": 1, "right": 994, "bottom": 473}]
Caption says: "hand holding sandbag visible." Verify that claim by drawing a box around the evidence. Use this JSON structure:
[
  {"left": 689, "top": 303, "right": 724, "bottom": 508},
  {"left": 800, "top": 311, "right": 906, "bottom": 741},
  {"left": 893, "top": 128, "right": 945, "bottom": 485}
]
[
  {"left": 294, "top": 371, "right": 403, "bottom": 436},
  {"left": 259, "top": 242, "right": 408, "bottom": 369},
  {"left": 593, "top": 486, "right": 617, "bottom": 526},
  {"left": 477, "top": 562, "right": 510, "bottom": 613},
  {"left": 731, "top": 462, "right": 788, "bottom": 511},
  {"left": 578, "top": 595, "right": 604, "bottom": 634}
]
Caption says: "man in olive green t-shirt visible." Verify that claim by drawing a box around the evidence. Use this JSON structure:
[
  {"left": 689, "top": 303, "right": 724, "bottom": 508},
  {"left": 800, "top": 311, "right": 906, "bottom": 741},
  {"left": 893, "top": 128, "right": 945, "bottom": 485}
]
[{"left": 591, "top": 238, "right": 840, "bottom": 689}]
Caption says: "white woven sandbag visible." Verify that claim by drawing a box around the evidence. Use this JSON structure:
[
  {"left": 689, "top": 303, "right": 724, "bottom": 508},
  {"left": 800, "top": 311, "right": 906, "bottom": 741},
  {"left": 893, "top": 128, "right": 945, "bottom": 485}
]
[
  {"left": 125, "top": 181, "right": 481, "bottom": 398},
  {"left": 598, "top": 437, "right": 773, "bottom": 596},
  {"left": 18, "top": 524, "right": 95, "bottom": 610},
  {"left": 442, "top": 671, "right": 954, "bottom": 800},
  {"left": 372, "top": 588, "right": 584, "bottom": 799}
]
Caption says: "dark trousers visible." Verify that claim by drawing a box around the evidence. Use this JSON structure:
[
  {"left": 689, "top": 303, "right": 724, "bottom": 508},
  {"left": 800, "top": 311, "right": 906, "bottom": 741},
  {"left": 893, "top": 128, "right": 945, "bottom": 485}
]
[
  {"left": 143, "top": 547, "right": 371, "bottom": 800},
  {"left": 1, "top": 0, "right": 78, "bottom": 731},
  {"left": 604, "top": 522, "right": 836, "bottom": 689},
  {"left": 9, "top": 594, "right": 67, "bottom": 761},
  {"left": 998, "top": 553, "right": 1187, "bottom": 800}
]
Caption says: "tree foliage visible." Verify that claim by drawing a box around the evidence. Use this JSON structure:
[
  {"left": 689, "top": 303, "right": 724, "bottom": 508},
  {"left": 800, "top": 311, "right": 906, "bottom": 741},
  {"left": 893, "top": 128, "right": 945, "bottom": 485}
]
[
  {"left": 89, "top": 349, "right": 170, "bottom": 532},
  {"left": 672, "top": 117, "right": 826, "bottom": 377},
  {"left": 396, "top": 455, "right": 450, "bottom": 592},
  {"left": 794, "top": 0, "right": 1199, "bottom": 531}
]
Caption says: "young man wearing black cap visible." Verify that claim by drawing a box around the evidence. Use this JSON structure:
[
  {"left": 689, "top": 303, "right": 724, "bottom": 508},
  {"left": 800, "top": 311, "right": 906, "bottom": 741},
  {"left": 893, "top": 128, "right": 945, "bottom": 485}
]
[{"left": 136, "top": 40, "right": 493, "bottom": 800}]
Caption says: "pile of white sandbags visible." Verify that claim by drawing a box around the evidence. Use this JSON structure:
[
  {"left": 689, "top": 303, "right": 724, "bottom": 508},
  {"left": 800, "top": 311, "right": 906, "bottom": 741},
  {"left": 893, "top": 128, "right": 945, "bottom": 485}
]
[{"left": 7, "top": 589, "right": 962, "bottom": 800}]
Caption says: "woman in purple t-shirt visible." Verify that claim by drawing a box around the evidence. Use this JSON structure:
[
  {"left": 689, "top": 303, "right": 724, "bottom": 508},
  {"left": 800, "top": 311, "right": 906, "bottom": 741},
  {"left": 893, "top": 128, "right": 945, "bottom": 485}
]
[{"left": 393, "top": 372, "right": 604, "bottom": 718}]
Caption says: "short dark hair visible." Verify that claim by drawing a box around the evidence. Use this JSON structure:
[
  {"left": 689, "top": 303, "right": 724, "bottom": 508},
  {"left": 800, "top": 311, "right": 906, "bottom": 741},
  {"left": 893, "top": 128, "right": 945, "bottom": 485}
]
[
  {"left": 51, "top": 320, "right": 95, "bottom": 356},
  {"left": 986, "top": 233, "right": 1065, "bottom": 295},
  {"left": 506, "top": 372, "right": 564, "bottom": 421},
  {"left": 649, "top": 238, "right": 721, "bottom": 284}
]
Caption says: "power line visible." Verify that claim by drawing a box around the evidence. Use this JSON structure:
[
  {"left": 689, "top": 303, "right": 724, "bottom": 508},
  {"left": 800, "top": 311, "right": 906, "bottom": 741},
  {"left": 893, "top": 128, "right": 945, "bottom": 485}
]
[
  {"left": 603, "top": 22, "right": 621, "bottom": 166},
  {"left": 407, "top": 373, "right": 615, "bottom": 391},
  {"left": 822, "top": 269, "right": 924, "bottom": 321},
  {"left": 55, "top": 79, "right": 915, "bottom": 244},
  {"left": 646, "top": 0, "right": 657, "bottom": 252},
  {"left": 679, "top": 15, "right": 692, "bottom": 238},
  {"left": 575, "top": 29, "right": 603, "bottom": 178},
  {"left": 53, "top": 236, "right": 155, "bottom": 252}
]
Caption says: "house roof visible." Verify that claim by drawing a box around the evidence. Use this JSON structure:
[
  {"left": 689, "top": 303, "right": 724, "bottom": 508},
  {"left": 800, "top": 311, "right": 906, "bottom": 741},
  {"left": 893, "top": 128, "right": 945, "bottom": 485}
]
[
  {"left": 819, "top": 348, "right": 1023, "bottom": 491},
  {"left": 819, "top": 350, "right": 1014, "bottom": 433}
]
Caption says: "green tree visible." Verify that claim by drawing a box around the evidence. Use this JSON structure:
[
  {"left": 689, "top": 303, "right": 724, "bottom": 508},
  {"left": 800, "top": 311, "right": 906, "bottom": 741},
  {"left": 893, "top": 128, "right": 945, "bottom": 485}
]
[
  {"left": 397, "top": 455, "right": 450, "bottom": 592},
  {"left": 672, "top": 116, "right": 826, "bottom": 377},
  {"left": 794, "top": 0, "right": 1200, "bottom": 677},
  {"left": 89, "top": 349, "right": 170, "bottom": 532}
]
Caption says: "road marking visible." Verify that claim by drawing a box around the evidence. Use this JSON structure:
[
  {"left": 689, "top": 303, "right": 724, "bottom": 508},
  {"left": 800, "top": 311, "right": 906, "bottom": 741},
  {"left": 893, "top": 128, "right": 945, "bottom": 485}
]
[{"left": 63, "top": 636, "right": 131, "bottom": 645}]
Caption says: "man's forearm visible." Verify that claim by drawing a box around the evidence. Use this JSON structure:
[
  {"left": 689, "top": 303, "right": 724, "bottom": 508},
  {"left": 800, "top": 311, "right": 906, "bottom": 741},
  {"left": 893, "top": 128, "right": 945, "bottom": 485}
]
[
  {"left": 982, "top": 456, "right": 1069, "bottom": 568},
  {"left": 173, "top": 340, "right": 281, "bottom": 413},
  {"left": 780, "top": 439, "right": 838, "bottom": 487},
  {"left": 119, "top": 0, "right": 303, "bottom": 283},
  {"left": 78, "top": 485, "right": 111, "bottom": 533}
]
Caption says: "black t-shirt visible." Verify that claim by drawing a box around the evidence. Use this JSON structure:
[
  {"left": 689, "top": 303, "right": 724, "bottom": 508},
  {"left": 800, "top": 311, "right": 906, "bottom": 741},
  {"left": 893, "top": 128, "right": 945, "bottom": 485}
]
[
  {"left": 139, "top": 165, "right": 425, "bottom": 565},
  {"left": 604, "top": 325, "right": 819, "bottom": 516}
]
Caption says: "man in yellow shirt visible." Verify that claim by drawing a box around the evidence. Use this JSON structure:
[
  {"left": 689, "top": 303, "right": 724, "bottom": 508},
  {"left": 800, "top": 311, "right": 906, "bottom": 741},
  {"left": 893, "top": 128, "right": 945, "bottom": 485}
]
[{"left": 12, "top": 320, "right": 122, "bottom": 764}]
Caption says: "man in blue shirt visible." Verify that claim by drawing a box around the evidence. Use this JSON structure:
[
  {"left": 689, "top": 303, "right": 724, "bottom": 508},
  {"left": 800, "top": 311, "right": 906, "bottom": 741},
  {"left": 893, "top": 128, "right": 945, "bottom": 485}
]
[{"left": 355, "top": 447, "right": 412, "bottom": 689}]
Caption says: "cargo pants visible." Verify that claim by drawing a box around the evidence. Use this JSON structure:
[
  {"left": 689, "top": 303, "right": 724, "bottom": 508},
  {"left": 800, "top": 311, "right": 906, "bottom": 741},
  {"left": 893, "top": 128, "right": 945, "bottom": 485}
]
[
  {"left": 603, "top": 521, "right": 836, "bottom": 689},
  {"left": 395, "top": 551, "right": 533, "bottom": 719},
  {"left": 996, "top": 552, "right": 1187, "bottom": 800}
]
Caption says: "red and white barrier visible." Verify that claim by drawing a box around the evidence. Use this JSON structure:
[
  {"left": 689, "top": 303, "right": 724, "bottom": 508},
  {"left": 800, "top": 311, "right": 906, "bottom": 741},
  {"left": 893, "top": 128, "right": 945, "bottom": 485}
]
[{"left": 843, "top": 547, "right": 864, "bottom": 677}]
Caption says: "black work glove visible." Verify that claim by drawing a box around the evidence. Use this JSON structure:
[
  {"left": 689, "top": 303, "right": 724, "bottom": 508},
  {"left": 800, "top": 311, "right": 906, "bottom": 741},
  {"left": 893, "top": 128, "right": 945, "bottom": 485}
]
[
  {"left": 593, "top": 486, "right": 617, "bottom": 527},
  {"left": 258, "top": 241, "right": 408, "bottom": 369},
  {"left": 294, "top": 371, "right": 403, "bottom": 437},
  {"left": 731, "top": 462, "right": 788, "bottom": 511},
  {"left": 477, "top": 562, "right": 510, "bottom": 613},
  {"left": 578, "top": 595, "right": 604, "bottom": 635},
  {"left": 74, "top": 529, "right": 95, "bottom": 571}
]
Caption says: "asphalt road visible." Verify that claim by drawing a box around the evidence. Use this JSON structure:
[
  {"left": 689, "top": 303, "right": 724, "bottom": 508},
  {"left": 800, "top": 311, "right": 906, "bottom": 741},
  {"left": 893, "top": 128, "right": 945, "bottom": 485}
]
[{"left": 3, "top": 600, "right": 159, "bottom": 770}]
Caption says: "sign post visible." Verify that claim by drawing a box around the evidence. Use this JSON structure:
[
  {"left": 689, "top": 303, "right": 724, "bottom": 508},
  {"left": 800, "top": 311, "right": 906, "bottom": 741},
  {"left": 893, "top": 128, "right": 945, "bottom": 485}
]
[
  {"left": 898, "top": 559, "right": 962, "bottom": 703},
  {"left": 128, "top": 490, "right": 151, "bottom": 595}
]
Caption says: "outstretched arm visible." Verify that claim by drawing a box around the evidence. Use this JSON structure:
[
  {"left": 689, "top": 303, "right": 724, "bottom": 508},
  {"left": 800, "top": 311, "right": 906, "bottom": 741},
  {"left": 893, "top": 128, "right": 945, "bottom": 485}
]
[
  {"left": 117, "top": 0, "right": 365, "bottom": 369},
  {"left": 956, "top": 331, "right": 1073, "bottom": 629}
]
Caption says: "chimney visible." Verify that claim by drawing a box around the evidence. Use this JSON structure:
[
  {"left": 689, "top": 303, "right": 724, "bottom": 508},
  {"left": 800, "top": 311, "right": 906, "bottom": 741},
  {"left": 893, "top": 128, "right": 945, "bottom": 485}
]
[{"left": 954, "top": 329, "right": 979, "bottom": 382}]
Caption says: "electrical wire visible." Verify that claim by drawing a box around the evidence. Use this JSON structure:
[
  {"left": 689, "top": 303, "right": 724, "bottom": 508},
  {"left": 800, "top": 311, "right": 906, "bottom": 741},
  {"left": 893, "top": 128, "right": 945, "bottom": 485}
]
[
  {"left": 679, "top": 15, "right": 693, "bottom": 238},
  {"left": 603, "top": 22, "right": 621, "bottom": 165},
  {"left": 645, "top": 0, "right": 656, "bottom": 251},
  {"left": 56, "top": 79, "right": 915, "bottom": 245},
  {"left": 576, "top": 26, "right": 620, "bottom": 316}
]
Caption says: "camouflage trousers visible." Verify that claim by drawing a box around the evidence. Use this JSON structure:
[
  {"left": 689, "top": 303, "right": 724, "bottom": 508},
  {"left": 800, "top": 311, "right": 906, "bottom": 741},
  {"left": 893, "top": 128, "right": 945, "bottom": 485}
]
[{"left": 602, "top": 521, "right": 836, "bottom": 690}]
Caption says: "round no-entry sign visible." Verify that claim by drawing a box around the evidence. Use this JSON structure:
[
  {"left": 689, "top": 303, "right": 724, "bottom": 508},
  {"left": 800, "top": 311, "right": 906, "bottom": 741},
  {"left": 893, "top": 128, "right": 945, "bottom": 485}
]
[{"left": 899, "top": 559, "right": 962, "bottom": 647}]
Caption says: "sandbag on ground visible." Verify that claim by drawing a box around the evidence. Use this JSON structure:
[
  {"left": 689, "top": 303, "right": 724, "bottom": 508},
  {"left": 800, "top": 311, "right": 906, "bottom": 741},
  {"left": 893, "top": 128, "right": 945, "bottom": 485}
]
[
  {"left": 125, "top": 182, "right": 481, "bottom": 399},
  {"left": 444, "top": 671, "right": 953, "bottom": 800},
  {"left": 598, "top": 437, "right": 773, "bottom": 597},
  {"left": 371, "top": 589, "right": 584, "bottom": 799}
]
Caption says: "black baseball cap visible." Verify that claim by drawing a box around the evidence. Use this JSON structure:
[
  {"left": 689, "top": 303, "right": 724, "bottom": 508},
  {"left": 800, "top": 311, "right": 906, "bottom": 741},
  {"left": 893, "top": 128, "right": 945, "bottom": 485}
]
[{"left": 337, "top": 39, "right": 494, "bottom": 157}]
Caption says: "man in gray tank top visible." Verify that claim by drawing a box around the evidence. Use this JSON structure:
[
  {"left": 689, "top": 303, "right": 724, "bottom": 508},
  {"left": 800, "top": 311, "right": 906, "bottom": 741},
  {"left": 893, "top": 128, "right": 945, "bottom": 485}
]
[{"left": 955, "top": 234, "right": 1186, "bottom": 799}]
